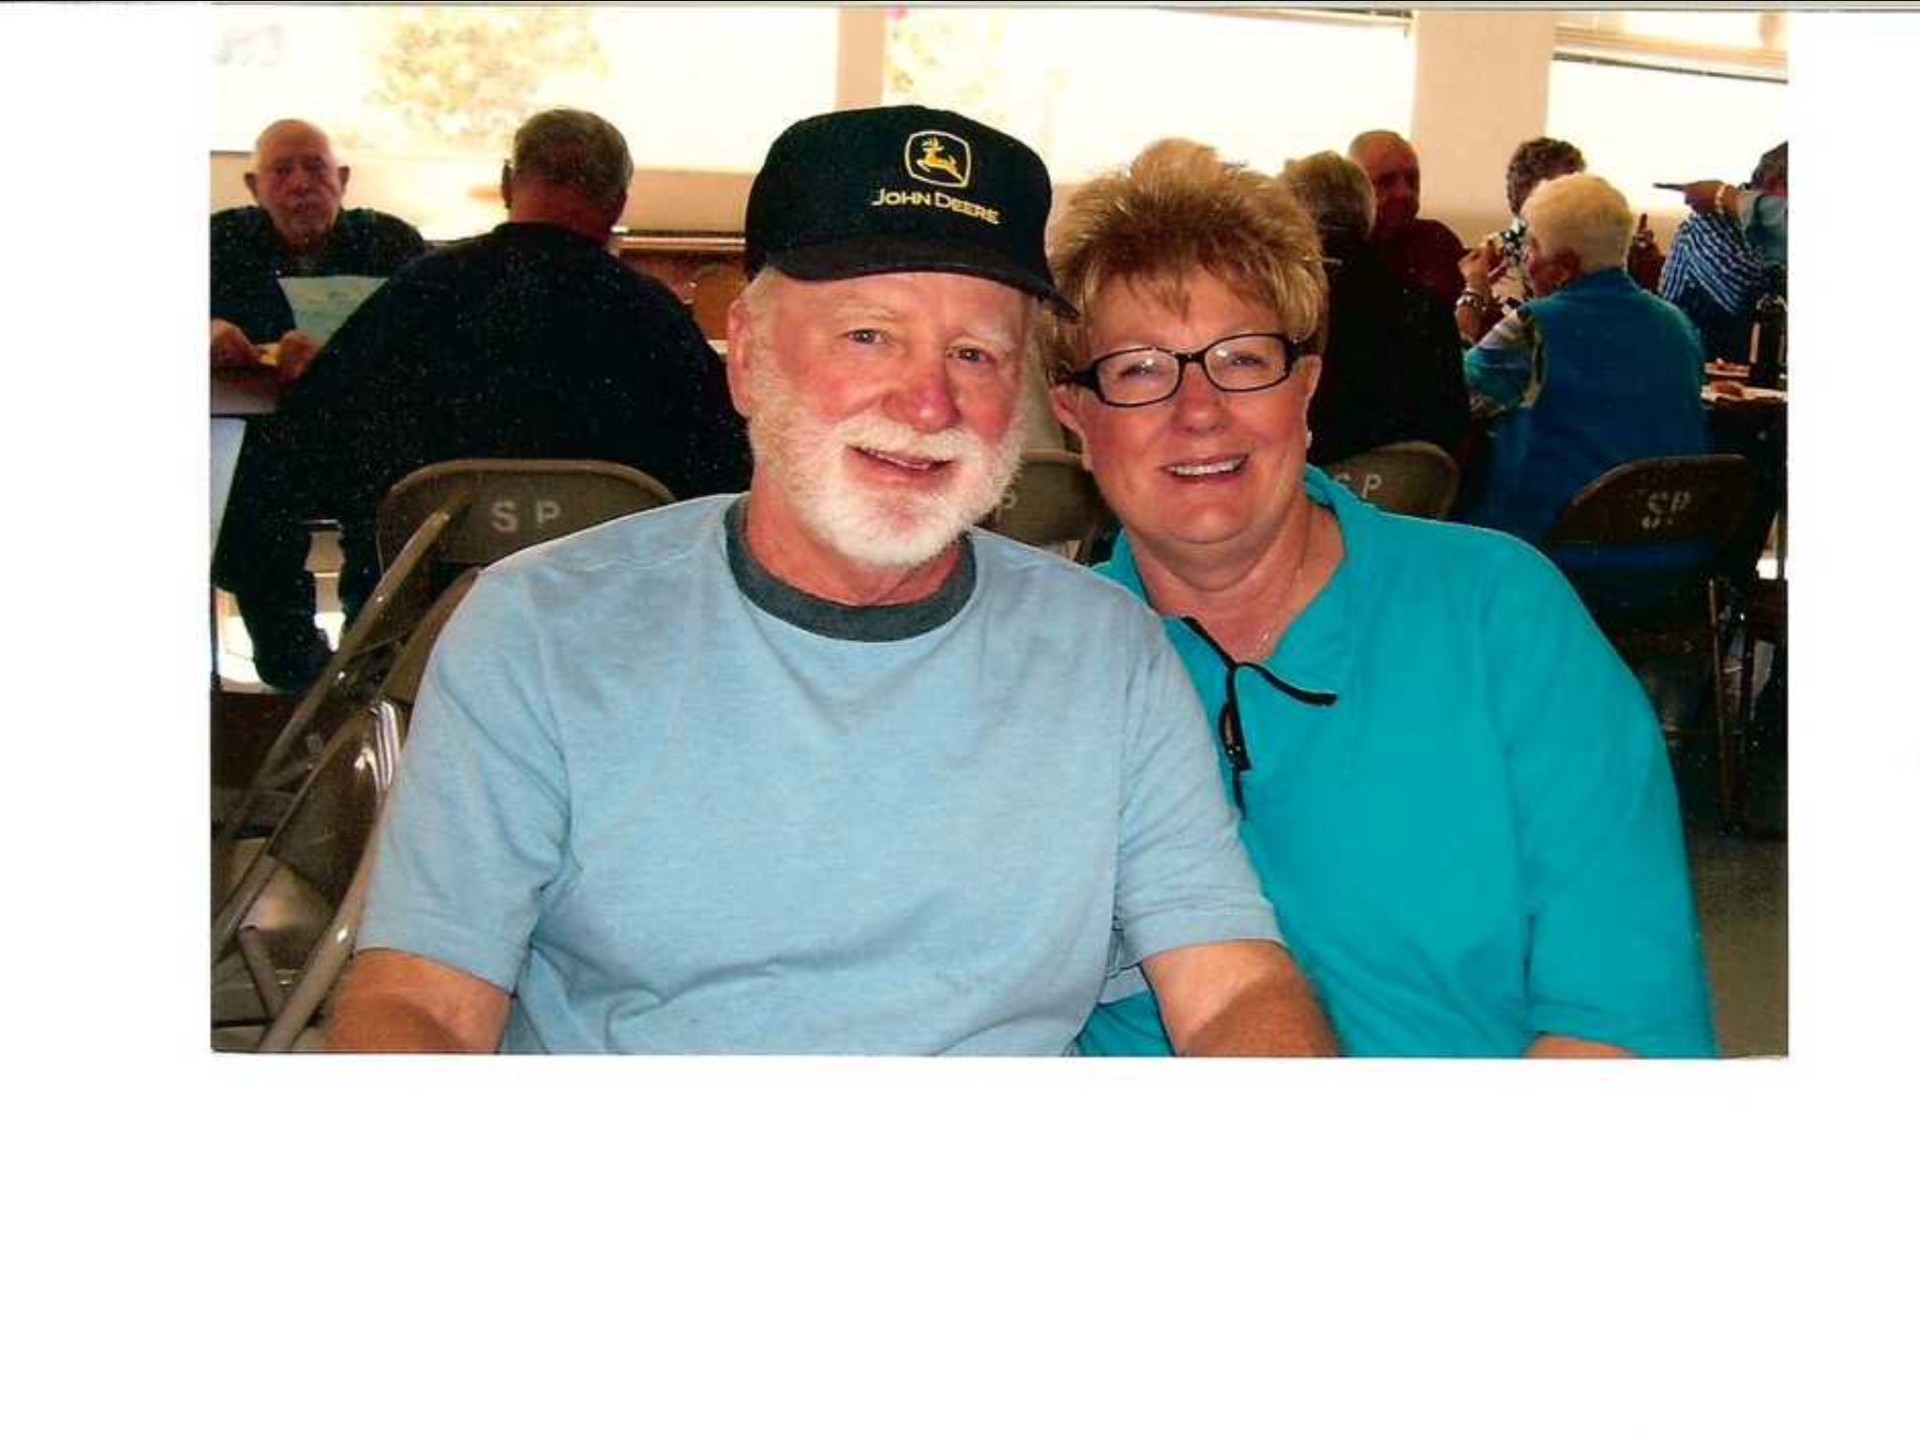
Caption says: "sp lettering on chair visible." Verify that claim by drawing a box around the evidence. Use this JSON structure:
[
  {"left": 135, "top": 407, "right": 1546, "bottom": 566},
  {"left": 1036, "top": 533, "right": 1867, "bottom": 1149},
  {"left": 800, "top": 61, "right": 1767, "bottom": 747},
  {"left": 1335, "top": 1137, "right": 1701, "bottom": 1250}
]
[
  {"left": 1323, "top": 441, "right": 1460, "bottom": 520},
  {"left": 1543, "top": 453, "right": 1759, "bottom": 831},
  {"left": 488, "top": 496, "right": 568, "bottom": 535}
]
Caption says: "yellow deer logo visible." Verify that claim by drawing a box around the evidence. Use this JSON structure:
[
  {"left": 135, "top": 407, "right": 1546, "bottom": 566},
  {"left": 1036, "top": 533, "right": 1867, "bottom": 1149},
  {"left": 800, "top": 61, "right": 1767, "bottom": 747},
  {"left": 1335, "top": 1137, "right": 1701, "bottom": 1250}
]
[{"left": 906, "top": 131, "right": 972, "bottom": 188}]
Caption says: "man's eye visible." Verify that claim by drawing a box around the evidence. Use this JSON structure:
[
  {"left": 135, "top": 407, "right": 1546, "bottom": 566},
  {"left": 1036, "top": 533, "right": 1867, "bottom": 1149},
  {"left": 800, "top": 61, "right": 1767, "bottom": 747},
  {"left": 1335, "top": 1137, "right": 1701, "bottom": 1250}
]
[
  {"left": 846, "top": 328, "right": 885, "bottom": 345},
  {"left": 951, "top": 345, "right": 997, "bottom": 366}
]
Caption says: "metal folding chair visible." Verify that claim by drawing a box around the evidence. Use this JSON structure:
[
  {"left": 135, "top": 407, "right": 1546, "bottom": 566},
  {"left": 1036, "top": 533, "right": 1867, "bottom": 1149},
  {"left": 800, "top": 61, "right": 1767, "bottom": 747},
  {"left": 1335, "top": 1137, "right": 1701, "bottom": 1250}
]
[
  {"left": 1323, "top": 440, "right": 1461, "bottom": 519},
  {"left": 1543, "top": 453, "right": 1758, "bottom": 831},
  {"left": 215, "top": 459, "right": 676, "bottom": 869},
  {"left": 982, "top": 450, "right": 1116, "bottom": 564},
  {"left": 212, "top": 702, "right": 403, "bottom": 1052}
]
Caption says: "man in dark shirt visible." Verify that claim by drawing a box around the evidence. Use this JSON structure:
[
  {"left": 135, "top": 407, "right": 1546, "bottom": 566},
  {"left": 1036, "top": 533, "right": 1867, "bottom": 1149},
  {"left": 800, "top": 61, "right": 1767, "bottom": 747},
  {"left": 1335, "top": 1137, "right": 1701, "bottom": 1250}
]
[
  {"left": 1348, "top": 129, "right": 1467, "bottom": 308},
  {"left": 210, "top": 119, "right": 427, "bottom": 380},
  {"left": 269, "top": 107, "right": 750, "bottom": 627},
  {"left": 211, "top": 119, "right": 429, "bottom": 689},
  {"left": 1281, "top": 151, "right": 1468, "bottom": 468}
]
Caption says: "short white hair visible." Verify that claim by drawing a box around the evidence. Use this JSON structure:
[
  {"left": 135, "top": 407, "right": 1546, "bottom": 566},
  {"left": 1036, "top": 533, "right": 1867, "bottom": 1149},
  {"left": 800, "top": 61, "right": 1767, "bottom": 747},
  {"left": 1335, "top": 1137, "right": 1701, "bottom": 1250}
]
[{"left": 1522, "top": 173, "right": 1632, "bottom": 274}]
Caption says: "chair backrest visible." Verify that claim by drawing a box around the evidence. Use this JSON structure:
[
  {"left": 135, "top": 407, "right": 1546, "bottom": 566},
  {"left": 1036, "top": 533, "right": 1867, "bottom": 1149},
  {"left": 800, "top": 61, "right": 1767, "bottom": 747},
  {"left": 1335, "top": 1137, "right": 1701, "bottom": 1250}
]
[
  {"left": 212, "top": 703, "right": 403, "bottom": 1051},
  {"left": 983, "top": 453, "right": 1116, "bottom": 564},
  {"left": 374, "top": 565, "right": 481, "bottom": 712},
  {"left": 217, "top": 462, "right": 672, "bottom": 862},
  {"left": 1323, "top": 441, "right": 1460, "bottom": 519},
  {"left": 1543, "top": 453, "right": 1754, "bottom": 550},
  {"left": 375, "top": 458, "right": 678, "bottom": 577}
]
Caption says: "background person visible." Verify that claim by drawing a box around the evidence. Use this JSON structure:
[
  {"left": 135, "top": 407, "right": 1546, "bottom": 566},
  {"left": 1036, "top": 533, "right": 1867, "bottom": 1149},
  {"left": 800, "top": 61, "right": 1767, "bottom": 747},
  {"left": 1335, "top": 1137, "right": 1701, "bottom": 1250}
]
[
  {"left": 1456, "top": 135, "right": 1586, "bottom": 345},
  {"left": 210, "top": 117, "right": 431, "bottom": 689},
  {"left": 1459, "top": 172, "right": 1711, "bottom": 550},
  {"left": 327, "top": 106, "right": 1336, "bottom": 1057},
  {"left": 1347, "top": 128, "right": 1466, "bottom": 307},
  {"left": 210, "top": 118, "right": 428, "bottom": 381},
  {"left": 261, "top": 108, "right": 750, "bottom": 632},
  {"left": 1040, "top": 139, "right": 1715, "bottom": 1058},
  {"left": 1280, "top": 150, "right": 1468, "bottom": 467},
  {"left": 1661, "top": 141, "right": 1788, "bottom": 362}
]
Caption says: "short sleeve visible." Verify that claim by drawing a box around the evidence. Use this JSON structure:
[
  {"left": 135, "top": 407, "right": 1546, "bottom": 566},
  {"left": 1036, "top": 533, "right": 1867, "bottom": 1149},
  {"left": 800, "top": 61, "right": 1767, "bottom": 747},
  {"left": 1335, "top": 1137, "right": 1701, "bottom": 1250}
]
[
  {"left": 356, "top": 570, "right": 571, "bottom": 991},
  {"left": 1111, "top": 619, "right": 1280, "bottom": 966},
  {"left": 1483, "top": 547, "right": 1717, "bottom": 1056}
]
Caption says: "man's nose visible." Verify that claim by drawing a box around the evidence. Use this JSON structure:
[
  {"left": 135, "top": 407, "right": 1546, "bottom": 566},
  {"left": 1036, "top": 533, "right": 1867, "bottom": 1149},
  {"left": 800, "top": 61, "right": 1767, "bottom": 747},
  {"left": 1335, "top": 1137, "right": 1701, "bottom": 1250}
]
[{"left": 887, "top": 353, "right": 962, "bottom": 433}]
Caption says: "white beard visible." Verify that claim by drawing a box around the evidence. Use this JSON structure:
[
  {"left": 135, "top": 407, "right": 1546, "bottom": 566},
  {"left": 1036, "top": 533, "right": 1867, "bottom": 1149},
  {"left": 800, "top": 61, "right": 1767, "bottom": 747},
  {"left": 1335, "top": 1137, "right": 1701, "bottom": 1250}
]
[{"left": 746, "top": 363, "right": 1027, "bottom": 571}]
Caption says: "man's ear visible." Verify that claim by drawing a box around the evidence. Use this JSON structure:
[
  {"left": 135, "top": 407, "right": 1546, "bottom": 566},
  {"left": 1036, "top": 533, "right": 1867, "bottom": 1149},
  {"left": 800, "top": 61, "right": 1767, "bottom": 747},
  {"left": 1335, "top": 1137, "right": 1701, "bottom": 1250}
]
[
  {"left": 336, "top": 164, "right": 351, "bottom": 195},
  {"left": 498, "top": 162, "right": 513, "bottom": 210},
  {"left": 725, "top": 293, "right": 757, "bottom": 418},
  {"left": 1048, "top": 381, "right": 1084, "bottom": 444},
  {"left": 602, "top": 187, "right": 631, "bottom": 232},
  {"left": 244, "top": 171, "right": 260, "bottom": 202}
]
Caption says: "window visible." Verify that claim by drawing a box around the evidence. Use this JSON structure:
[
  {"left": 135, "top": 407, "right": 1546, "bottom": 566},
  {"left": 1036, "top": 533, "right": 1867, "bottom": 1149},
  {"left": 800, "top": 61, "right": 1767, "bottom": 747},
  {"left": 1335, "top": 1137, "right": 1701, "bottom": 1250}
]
[
  {"left": 214, "top": 5, "right": 839, "bottom": 169},
  {"left": 1548, "top": 11, "right": 1787, "bottom": 220},
  {"left": 883, "top": 6, "right": 1413, "bottom": 181}
]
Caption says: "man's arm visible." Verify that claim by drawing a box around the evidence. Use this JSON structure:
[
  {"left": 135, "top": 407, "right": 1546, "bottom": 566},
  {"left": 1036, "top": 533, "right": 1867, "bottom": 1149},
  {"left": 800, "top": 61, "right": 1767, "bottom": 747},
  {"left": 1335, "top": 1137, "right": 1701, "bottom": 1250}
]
[
  {"left": 326, "top": 949, "right": 511, "bottom": 1053},
  {"left": 1143, "top": 940, "right": 1339, "bottom": 1057},
  {"left": 1527, "top": 1034, "right": 1636, "bottom": 1058}
]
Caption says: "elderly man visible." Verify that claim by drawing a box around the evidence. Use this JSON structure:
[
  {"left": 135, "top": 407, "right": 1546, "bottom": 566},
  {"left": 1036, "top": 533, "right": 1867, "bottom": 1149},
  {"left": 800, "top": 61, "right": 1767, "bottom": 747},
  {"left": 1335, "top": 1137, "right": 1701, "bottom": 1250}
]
[
  {"left": 1459, "top": 173, "right": 1710, "bottom": 548},
  {"left": 211, "top": 119, "right": 428, "bottom": 380},
  {"left": 252, "top": 108, "right": 750, "bottom": 645},
  {"left": 327, "top": 105, "right": 1336, "bottom": 1056},
  {"left": 211, "top": 120, "right": 430, "bottom": 688},
  {"left": 1661, "top": 142, "right": 1788, "bottom": 362},
  {"left": 1347, "top": 129, "right": 1465, "bottom": 307}
]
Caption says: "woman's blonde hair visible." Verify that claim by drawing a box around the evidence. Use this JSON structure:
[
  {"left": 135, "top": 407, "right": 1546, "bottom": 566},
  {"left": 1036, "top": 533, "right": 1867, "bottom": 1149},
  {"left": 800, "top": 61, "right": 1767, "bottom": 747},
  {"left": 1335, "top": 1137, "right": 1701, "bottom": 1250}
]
[{"left": 1038, "top": 138, "right": 1326, "bottom": 383}]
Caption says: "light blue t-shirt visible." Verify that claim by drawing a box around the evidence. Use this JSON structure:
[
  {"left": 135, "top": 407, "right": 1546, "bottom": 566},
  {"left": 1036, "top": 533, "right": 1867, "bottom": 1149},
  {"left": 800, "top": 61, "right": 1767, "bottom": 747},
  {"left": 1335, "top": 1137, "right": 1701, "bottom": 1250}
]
[
  {"left": 1077, "top": 471, "right": 1717, "bottom": 1058},
  {"left": 358, "top": 496, "right": 1279, "bottom": 1053}
]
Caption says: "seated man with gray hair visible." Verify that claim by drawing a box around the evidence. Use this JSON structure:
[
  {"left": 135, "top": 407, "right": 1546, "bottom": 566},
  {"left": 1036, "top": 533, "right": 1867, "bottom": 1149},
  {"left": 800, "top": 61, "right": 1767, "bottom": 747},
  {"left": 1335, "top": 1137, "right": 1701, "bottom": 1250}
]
[
  {"left": 264, "top": 107, "right": 750, "bottom": 629},
  {"left": 1459, "top": 172, "right": 1710, "bottom": 548},
  {"left": 1281, "top": 150, "right": 1467, "bottom": 468}
]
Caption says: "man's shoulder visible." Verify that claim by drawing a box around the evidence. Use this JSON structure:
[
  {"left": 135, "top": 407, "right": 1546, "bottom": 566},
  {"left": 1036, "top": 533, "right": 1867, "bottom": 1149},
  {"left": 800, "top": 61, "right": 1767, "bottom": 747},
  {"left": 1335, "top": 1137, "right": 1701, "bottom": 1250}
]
[
  {"left": 973, "top": 531, "right": 1160, "bottom": 630},
  {"left": 490, "top": 494, "right": 729, "bottom": 586},
  {"left": 1413, "top": 217, "right": 1467, "bottom": 255},
  {"left": 210, "top": 207, "right": 269, "bottom": 243}
]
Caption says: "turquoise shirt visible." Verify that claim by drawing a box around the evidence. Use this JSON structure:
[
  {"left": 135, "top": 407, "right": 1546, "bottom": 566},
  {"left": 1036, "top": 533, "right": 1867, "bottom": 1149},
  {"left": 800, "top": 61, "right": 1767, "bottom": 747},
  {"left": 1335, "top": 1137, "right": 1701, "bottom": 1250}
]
[{"left": 1077, "top": 471, "right": 1717, "bottom": 1058}]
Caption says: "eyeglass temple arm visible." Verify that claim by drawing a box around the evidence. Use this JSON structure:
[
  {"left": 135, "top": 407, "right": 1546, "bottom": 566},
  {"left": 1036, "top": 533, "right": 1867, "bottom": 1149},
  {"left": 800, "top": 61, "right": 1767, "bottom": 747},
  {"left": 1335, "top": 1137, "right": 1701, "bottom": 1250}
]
[{"left": 1177, "top": 617, "right": 1339, "bottom": 707}]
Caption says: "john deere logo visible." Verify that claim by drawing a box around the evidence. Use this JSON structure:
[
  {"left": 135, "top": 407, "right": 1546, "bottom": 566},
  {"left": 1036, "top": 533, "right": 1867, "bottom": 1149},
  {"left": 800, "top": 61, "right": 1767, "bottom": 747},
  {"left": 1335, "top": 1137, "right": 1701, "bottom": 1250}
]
[{"left": 906, "top": 131, "right": 972, "bottom": 189}]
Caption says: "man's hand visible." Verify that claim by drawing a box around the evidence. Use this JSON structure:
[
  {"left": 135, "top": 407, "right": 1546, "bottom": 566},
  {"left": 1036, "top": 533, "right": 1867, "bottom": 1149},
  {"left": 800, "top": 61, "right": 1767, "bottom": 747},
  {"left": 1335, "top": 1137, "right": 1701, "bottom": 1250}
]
[
  {"left": 211, "top": 318, "right": 260, "bottom": 369},
  {"left": 1627, "top": 213, "right": 1664, "bottom": 289},
  {"left": 275, "top": 329, "right": 324, "bottom": 383},
  {"left": 1144, "top": 940, "right": 1340, "bottom": 1057},
  {"left": 1459, "top": 235, "right": 1504, "bottom": 291}
]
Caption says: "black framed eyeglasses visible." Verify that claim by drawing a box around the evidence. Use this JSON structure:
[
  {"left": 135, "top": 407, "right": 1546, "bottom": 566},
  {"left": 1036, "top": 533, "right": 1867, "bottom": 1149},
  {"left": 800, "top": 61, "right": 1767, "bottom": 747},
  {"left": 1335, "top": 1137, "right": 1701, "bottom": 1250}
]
[
  {"left": 1066, "top": 331, "right": 1306, "bottom": 408},
  {"left": 1179, "top": 617, "right": 1337, "bottom": 813}
]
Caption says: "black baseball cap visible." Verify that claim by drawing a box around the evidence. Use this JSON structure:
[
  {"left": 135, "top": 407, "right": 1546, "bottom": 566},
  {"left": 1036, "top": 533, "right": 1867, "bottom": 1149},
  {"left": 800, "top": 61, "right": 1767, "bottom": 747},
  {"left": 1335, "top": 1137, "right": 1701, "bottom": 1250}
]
[{"left": 745, "top": 104, "right": 1073, "bottom": 315}]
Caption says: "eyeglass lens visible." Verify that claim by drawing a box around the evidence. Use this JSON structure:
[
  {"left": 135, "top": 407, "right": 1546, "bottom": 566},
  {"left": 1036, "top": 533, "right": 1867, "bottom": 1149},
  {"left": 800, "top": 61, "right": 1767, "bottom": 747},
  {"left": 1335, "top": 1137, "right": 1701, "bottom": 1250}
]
[{"left": 1090, "top": 333, "right": 1291, "bottom": 406}]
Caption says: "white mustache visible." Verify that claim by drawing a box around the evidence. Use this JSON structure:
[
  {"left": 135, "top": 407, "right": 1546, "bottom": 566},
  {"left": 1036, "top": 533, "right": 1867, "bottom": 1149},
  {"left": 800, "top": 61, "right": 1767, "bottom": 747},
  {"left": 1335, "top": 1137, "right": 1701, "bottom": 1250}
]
[{"left": 835, "top": 415, "right": 987, "bottom": 466}]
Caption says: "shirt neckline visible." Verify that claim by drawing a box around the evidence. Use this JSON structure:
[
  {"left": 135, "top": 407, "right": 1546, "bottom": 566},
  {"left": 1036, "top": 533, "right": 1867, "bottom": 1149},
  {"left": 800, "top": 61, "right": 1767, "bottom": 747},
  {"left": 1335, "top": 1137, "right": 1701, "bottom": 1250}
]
[{"left": 723, "top": 496, "right": 977, "bottom": 642}]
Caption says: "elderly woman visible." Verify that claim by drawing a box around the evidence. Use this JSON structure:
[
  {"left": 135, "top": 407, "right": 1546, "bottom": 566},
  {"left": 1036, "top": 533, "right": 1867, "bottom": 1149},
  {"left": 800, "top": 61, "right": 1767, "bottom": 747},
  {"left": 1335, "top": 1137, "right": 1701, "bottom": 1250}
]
[
  {"left": 1459, "top": 172, "right": 1711, "bottom": 550},
  {"left": 1042, "top": 140, "right": 1715, "bottom": 1057}
]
